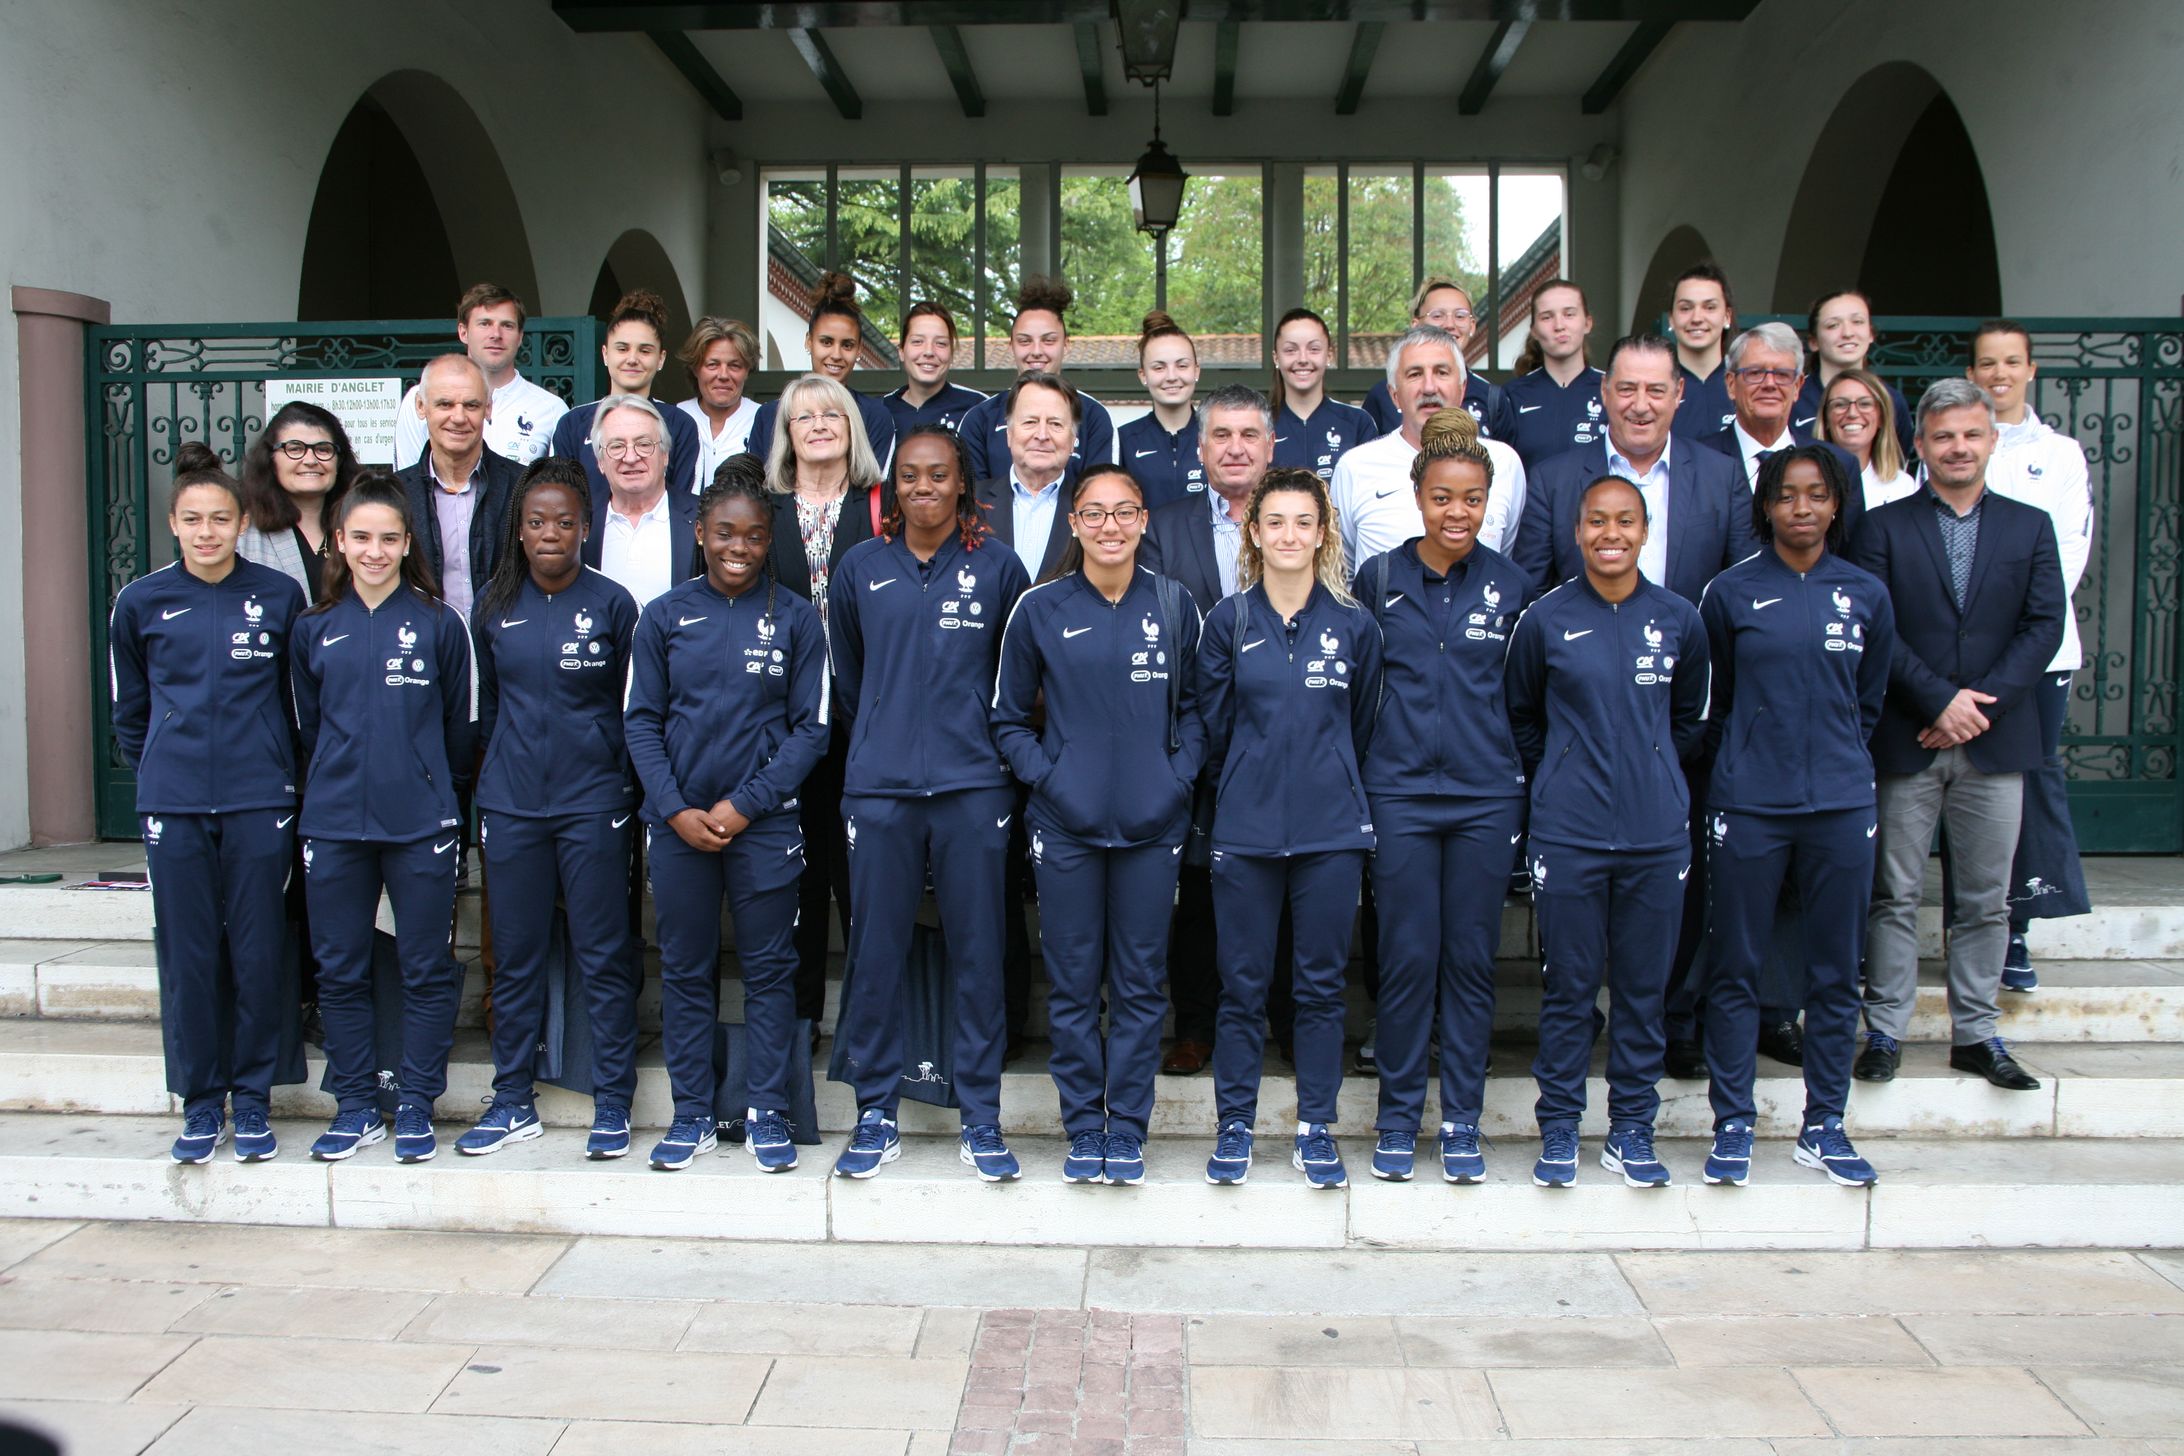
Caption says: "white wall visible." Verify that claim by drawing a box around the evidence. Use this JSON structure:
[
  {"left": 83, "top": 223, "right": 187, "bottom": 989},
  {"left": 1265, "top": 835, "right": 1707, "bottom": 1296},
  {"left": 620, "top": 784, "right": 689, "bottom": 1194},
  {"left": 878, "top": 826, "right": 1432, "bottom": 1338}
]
[{"left": 1615, "top": 0, "right": 2184, "bottom": 317}]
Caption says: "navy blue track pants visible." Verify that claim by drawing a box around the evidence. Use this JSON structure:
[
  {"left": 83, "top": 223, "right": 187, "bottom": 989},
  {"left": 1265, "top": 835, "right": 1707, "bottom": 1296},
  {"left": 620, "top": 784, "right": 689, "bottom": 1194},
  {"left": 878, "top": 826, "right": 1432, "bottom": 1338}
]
[
  {"left": 1210, "top": 847, "right": 1363, "bottom": 1126},
  {"left": 306, "top": 833, "right": 461, "bottom": 1113}
]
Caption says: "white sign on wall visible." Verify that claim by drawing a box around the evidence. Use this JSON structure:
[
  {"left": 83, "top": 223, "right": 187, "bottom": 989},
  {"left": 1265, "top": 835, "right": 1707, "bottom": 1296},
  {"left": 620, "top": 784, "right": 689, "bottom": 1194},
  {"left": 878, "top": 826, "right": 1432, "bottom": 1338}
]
[{"left": 265, "top": 377, "right": 405, "bottom": 466}]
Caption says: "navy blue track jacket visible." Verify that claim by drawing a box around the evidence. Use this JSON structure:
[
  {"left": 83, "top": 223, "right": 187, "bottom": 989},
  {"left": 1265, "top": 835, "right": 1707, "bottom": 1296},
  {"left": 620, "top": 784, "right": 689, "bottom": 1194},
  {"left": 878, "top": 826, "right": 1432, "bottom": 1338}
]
[
  {"left": 1119, "top": 411, "right": 1205, "bottom": 509},
  {"left": 1700, "top": 549, "right": 1895, "bottom": 816},
  {"left": 1504, "top": 575, "right": 1710, "bottom": 852},
  {"left": 1503, "top": 366, "right": 1607, "bottom": 469},
  {"left": 110, "top": 560, "right": 306, "bottom": 813},
  {"left": 290, "top": 584, "right": 477, "bottom": 843},
  {"left": 881, "top": 382, "right": 987, "bottom": 439},
  {"left": 992, "top": 568, "right": 1206, "bottom": 847},
  {"left": 622, "top": 577, "right": 830, "bottom": 826},
  {"left": 1274, "top": 398, "right": 1378, "bottom": 481},
  {"left": 829, "top": 532, "right": 1029, "bottom": 796},
  {"left": 474, "top": 568, "right": 640, "bottom": 817},
  {"left": 1197, "top": 583, "right": 1383, "bottom": 856},
  {"left": 1355, "top": 542, "right": 1532, "bottom": 802}
]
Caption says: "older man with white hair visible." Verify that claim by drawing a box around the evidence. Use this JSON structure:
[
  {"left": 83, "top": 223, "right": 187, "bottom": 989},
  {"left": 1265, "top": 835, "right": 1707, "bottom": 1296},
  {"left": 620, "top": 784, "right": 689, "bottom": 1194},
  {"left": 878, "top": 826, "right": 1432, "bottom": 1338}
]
[
  {"left": 1700, "top": 322, "right": 1865, "bottom": 535},
  {"left": 579, "top": 395, "right": 698, "bottom": 610}
]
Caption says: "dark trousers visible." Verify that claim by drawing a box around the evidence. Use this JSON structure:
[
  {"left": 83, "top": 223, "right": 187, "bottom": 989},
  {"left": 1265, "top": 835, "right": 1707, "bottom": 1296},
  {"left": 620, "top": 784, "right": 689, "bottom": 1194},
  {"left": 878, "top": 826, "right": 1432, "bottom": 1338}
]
[
  {"left": 146, "top": 810, "right": 293, "bottom": 1115},
  {"left": 2009, "top": 674, "right": 2086, "bottom": 932},
  {"left": 479, "top": 808, "right": 640, "bottom": 1108},
  {"left": 307, "top": 834, "right": 461, "bottom": 1113},
  {"left": 1667, "top": 758, "right": 1794, "bottom": 1038},
  {"left": 1371, "top": 795, "right": 1525, "bottom": 1132},
  {"left": 1003, "top": 796, "right": 1034, "bottom": 1041},
  {"left": 649, "top": 816, "right": 803, "bottom": 1121},
  {"left": 1531, "top": 840, "right": 1687, "bottom": 1131},
  {"left": 1172, "top": 865, "right": 1296, "bottom": 1048},
  {"left": 838, "top": 786, "right": 1013, "bottom": 1126},
  {"left": 1210, "top": 848, "right": 1364, "bottom": 1125},
  {"left": 1703, "top": 808, "right": 1873, "bottom": 1127},
  {"left": 1034, "top": 831, "right": 1181, "bottom": 1140},
  {"left": 794, "top": 732, "right": 853, "bottom": 1025}
]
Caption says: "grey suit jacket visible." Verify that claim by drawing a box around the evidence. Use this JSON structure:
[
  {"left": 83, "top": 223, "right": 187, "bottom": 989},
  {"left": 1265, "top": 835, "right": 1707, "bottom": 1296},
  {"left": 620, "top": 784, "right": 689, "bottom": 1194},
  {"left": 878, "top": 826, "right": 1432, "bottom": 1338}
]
[{"left": 237, "top": 525, "right": 314, "bottom": 602}]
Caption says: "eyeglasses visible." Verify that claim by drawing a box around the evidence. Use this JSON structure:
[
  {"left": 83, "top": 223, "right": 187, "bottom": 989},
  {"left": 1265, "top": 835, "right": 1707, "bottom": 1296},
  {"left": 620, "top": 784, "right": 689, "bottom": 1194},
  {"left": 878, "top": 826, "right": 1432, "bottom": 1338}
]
[
  {"left": 789, "top": 410, "right": 847, "bottom": 429},
  {"left": 1073, "top": 505, "right": 1144, "bottom": 529},
  {"left": 601, "top": 439, "right": 660, "bottom": 460},
  {"left": 1827, "top": 397, "right": 1879, "bottom": 415},
  {"left": 1421, "top": 308, "right": 1475, "bottom": 325},
  {"left": 273, "top": 440, "right": 338, "bottom": 461},
  {"left": 1735, "top": 367, "right": 1799, "bottom": 386}
]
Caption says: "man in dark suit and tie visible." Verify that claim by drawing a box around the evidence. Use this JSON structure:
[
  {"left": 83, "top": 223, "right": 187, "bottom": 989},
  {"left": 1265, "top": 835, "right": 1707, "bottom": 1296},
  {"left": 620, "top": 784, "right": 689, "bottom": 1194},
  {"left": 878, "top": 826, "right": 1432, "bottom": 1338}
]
[
  {"left": 1699, "top": 321, "right": 1866, "bottom": 542},
  {"left": 1848, "top": 378, "right": 2064, "bottom": 1092},
  {"left": 971, "top": 372, "right": 1080, "bottom": 585}
]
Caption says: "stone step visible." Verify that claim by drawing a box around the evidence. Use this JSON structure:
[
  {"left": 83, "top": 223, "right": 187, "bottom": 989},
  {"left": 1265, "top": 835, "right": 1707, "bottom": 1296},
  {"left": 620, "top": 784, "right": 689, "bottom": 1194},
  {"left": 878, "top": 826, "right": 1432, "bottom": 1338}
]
[
  {"left": 0, "top": 1109, "right": 2173, "bottom": 1251},
  {"left": 4, "top": 1019, "right": 2177, "bottom": 1141}
]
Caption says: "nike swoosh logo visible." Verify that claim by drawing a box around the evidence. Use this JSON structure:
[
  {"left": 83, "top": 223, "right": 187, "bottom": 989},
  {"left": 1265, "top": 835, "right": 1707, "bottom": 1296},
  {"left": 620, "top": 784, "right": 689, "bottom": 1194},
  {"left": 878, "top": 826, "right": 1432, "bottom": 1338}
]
[
  {"left": 612, "top": 814, "right": 631, "bottom": 829},
  {"left": 1518, "top": 405, "right": 1544, "bottom": 414},
  {"left": 1866, "top": 825, "right": 1877, "bottom": 838},
  {"left": 433, "top": 840, "right": 458, "bottom": 855},
  {"left": 678, "top": 615, "right": 707, "bottom": 626},
  {"left": 1509, "top": 834, "right": 1520, "bottom": 844},
  {"left": 1275, "top": 436, "right": 1289, "bottom": 444},
  {"left": 1374, "top": 486, "right": 1402, "bottom": 499},
  {"left": 1063, "top": 627, "right": 1093, "bottom": 639},
  {"left": 868, "top": 578, "right": 897, "bottom": 591},
  {"left": 161, "top": 607, "right": 192, "bottom": 620},
  {"left": 1133, "top": 448, "right": 1159, "bottom": 458},
  {"left": 501, "top": 618, "right": 528, "bottom": 628},
  {"left": 1751, "top": 598, "right": 1782, "bottom": 610},
  {"left": 276, "top": 814, "right": 294, "bottom": 828},
  {"left": 1563, "top": 629, "right": 1594, "bottom": 641},
  {"left": 996, "top": 815, "right": 1011, "bottom": 830},
  {"left": 1678, "top": 866, "right": 1690, "bottom": 881},
  {"left": 1240, "top": 639, "right": 1266, "bottom": 653},
  {"left": 320, "top": 634, "right": 348, "bottom": 646},
  {"left": 1384, "top": 594, "right": 1404, "bottom": 608}
]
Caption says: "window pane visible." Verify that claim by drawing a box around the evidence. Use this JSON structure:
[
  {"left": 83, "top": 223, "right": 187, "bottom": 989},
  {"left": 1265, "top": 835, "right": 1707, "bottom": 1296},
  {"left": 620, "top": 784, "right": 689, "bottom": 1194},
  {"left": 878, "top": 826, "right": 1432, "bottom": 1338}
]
[
  {"left": 1345, "top": 166, "right": 1413, "bottom": 368},
  {"left": 1165, "top": 168, "right": 1262, "bottom": 367},
  {"left": 1493, "top": 168, "right": 1568, "bottom": 371},
  {"left": 1301, "top": 166, "right": 1339, "bottom": 327},
  {"left": 836, "top": 167, "right": 902, "bottom": 370},
  {"left": 907, "top": 167, "right": 975, "bottom": 370},
  {"left": 981, "top": 169, "right": 1021, "bottom": 370},
  {"left": 1423, "top": 167, "right": 1492, "bottom": 372},
  {"left": 1060, "top": 167, "right": 1157, "bottom": 347},
  {"left": 761, "top": 167, "right": 827, "bottom": 370}
]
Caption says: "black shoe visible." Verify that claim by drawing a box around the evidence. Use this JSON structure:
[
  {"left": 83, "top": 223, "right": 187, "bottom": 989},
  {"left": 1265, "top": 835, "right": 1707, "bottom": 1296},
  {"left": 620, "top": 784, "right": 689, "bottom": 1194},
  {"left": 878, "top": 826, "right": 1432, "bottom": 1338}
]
[
  {"left": 1664, "top": 1037, "right": 1706, "bottom": 1080},
  {"left": 1854, "top": 1033, "right": 1900, "bottom": 1082},
  {"left": 1949, "top": 1036, "right": 2041, "bottom": 1091},
  {"left": 1757, "top": 1018, "right": 1805, "bottom": 1067}
]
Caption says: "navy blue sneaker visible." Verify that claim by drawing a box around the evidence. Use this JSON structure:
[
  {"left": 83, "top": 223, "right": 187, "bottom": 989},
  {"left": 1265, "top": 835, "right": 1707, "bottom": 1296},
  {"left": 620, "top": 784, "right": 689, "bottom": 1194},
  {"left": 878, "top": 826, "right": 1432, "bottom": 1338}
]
[
  {"left": 1602, "top": 1124, "right": 1671, "bottom": 1187},
  {"left": 1794, "top": 1115, "right": 1878, "bottom": 1187},
  {"left": 1370, "top": 1130, "right": 1415, "bottom": 1182},
  {"left": 2002, "top": 933, "right": 2037, "bottom": 993},
  {"left": 747, "top": 1108, "right": 798, "bottom": 1172},
  {"left": 1205, "top": 1120, "right": 1254, "bottom": 1185},
  {"left": 456, "top": 1100, "right": 542, "bottom": 1156},
  {"left": 833, "top": 1108, "right": 900, "bottom": 1179},
  {"left": 959, "top": 1123, "right": 1021, "bottom": 1182},
  {"left": 172, "top": 1106, "right": 225, "bottom": 1165},
  {"left": 1103, "top": 1130, "right": 1146, "bottom": 1186},
  {"left": 393, "top": 1103, "right": 437, "bottom": 1163},
  {"left": 586, "top": 1104, "right": 631, "bottom": 1160},
  {"left": 1439, "top": 1122, "right": 1486, "bottom": 1184},
  {"left": 1293, "top": 1123, "right": 1346, "bottom": 1189},
  {"left": 650, "top": 1115, "right": 717, "bottom": 1170},
  {"left": 310, "top": 1109, "right": 385, "bottom": 1162},
  {"left": 1533, "top": 1125, "right": 1579, "bottom": 1187},
  {"left": 1703, "top": 1120, "right": 1754, "bottom": 1186},
  {"left": 1062, "top": 1130, "right": 1106, "bottom": 1184},
  {"left": 231, "top": 1109, "right": 277, "bottom": 1163}
]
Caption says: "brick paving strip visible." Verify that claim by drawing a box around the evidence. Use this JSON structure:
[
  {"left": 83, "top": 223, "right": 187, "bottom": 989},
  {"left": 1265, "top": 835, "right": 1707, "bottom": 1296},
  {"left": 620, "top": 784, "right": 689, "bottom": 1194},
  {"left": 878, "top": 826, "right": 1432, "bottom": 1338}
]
[{"left": 951, "top": 1306, "right": 1188, "bottom": 1456}]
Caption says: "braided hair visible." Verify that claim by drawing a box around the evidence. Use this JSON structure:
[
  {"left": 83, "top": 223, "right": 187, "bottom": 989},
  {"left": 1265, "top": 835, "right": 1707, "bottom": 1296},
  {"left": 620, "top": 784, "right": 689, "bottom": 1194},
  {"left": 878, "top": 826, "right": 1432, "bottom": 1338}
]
[
  {"left": 699, "top": 451, "right": 779, "bottom": 619},
  {"left": 1409, "top": 406, "right": 1495, "bottom": 491},
  {"left": 883, "top": 423, "right": 992, "bottom": 552},
  {"left": 475, "top": 456, "right": 591, "bottom": 625}
]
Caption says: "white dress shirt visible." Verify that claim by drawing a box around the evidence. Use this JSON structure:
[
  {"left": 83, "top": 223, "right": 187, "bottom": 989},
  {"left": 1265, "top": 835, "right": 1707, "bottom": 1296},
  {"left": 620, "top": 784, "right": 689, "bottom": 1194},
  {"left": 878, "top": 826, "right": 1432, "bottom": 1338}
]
[
  {"left": 1863, "top": 463, "right": 1919, "bottom": 513},
  {"left": 1330, "top": 429, "right": 1527, "bottom": 572},
  {"left": 396, "top": 370, "right": 567, "bottom": 468},
  {"left": 599, "top": 490, "right": 676, "bottom": 609},
  {"left": 1730, "top": 419, "right": 1797, "bottom": 490},
  {"left": 1009, "top": 470, "right": 1066, "bottom": 579},
  {"left": 679, "top": 397, "right": 762, "bottom": 492},
  {"left": 1605, "top": 437, "right": 1675, "bottom": 587}
]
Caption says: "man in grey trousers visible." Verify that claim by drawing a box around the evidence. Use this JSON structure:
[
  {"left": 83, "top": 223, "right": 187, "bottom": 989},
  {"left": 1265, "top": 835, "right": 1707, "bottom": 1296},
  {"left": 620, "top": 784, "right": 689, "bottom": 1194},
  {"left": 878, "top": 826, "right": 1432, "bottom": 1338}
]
[{"left": 1845, "top": 378, "right": 2065, "bottom": 1090}]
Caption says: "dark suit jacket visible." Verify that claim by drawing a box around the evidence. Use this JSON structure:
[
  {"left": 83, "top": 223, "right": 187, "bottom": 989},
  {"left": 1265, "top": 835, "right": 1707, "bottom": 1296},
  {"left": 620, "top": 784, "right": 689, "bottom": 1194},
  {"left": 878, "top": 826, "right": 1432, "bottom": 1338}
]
[
  {"left": 1845, "top": 486, "right": 2065, "bottom": 776},
  {"left": 397, "top": 446, "right": 524, "bottom": 600},
  {"left": 972, "top": 476, "right": 1073, "bottom": 583},
  {"left": 1139, "top": 494, "right": 1231, "bottom": 610},
  {"left": 1513, "top": 438, "right": 1758, "bottom": 608},
  {"left": 766, "top": 485, "right": 882, "bottom": 601},
  {"left": 1698, "top": 424, "right": 1866, "bottom": 541},
  {"left": 579, "top": 484, "right": 703, "bottom": 587}
]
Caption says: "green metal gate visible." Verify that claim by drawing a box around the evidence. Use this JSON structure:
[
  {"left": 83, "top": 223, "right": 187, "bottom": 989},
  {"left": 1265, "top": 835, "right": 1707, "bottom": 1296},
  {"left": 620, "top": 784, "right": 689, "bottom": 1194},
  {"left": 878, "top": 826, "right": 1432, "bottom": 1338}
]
[{"left": 85, "top": 318, "right": 600, "bottom": 838}]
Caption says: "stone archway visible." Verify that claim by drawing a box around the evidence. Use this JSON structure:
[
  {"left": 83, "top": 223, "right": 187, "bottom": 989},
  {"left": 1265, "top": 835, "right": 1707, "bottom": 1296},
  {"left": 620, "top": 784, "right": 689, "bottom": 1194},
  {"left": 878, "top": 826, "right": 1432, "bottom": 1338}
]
[
  {"left": 1630, "top": 225, "right": 1719, "bottom": 336},
  {"left": 590, "top": 229, "right": 695, "bottom": 402}
]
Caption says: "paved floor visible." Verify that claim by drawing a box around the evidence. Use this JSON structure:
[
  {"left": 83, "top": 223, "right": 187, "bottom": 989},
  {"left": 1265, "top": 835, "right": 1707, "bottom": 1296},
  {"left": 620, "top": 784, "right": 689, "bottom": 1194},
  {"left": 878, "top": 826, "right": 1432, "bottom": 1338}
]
[{"left": 0, "top": 1222, "right": 2178, "bottom": 1454}]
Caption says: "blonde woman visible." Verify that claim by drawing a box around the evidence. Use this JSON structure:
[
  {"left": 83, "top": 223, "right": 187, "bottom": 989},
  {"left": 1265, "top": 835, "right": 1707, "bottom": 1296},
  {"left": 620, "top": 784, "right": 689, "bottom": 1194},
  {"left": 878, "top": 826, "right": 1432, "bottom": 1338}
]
[
  {"left": 1820, "top": 368, "right": 1915, "bottom": 510},
  {"left": 1195, "top": 466, "right": 1384, "bottom": 1189}
]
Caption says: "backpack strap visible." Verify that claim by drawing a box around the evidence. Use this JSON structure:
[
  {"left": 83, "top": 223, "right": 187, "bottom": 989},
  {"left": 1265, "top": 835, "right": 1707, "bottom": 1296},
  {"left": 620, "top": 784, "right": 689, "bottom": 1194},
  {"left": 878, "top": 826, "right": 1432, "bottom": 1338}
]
[
  {"left": 1368, "top": 552, "right": 1392, "bottom": 725},
  {"left": 1232, "top": 583, "right": 1253, "bottom": 660},
  {"left": 1156, "top": 573, "right": 1183, "bottom": 755}
]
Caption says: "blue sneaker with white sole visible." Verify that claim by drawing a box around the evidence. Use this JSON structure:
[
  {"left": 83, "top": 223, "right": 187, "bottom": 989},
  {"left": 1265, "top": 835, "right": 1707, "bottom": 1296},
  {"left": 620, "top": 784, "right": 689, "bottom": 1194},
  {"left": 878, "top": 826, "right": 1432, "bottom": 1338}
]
[
  {"left": 1704, "top": 1120, "right": 1754, "bottom": 1186},
  {"left": 231, "top": 1109, "right": 278, "bottom": 1163},
  {"left": 1293, "top": 1123, "right": 1346, "bottom": 1189},
  {"left": 747, "top": 1108, "right": 799, "bottom": 1172},
  {"left": 456, "top": 1100, "right": 542, "bottom": 1156},
  {"left": 1062, "top": 1131, "right": 1106, "bottom": 1184},
  {"left": 393, "top": 1103, "right": 437, "bottom": 1163},
  {"left": 172, "top": 1106, "right": 225, "bottom": 1165},
  {"left": 1205, "top": 1120, "right": 1254, "bottom": 1185},
  {"left": 1370, "top": 1130, "right": 1415, "bottom": 1181},
  {"left": 2001, "top": 933, "right": 2037, "bottom": 992},
  {"left": 1439, "top": 1121, "right": 1486, "bottom": 1183},
  {"left": 1602, "top": 1124, "right": 1671, "bottom": 1187},
  {"left": 311, "top": 1108, "right": 385, "bottom": 1162},
  {"left": 586, "top": 1104, "right": 631, "bottom": 1160},
  {"left": 959, "top": 1123, "right": 1021, "bottom": 1182},
  {"left": 1794, "top": 1115, "right": 1878, "bottom": 1186},
  {"left": 833, "top": 1108, "right": 900, "bottom": 1178},
  {"left": 1103, "top": 1130, "right": 1147, "bottom": 1186},
  {"left": 650, "top": 1115, "right": 717, "bottom": 1170},
  {"left": 1533, "top": 1124, "right": 1580, "bottom": 1187}
]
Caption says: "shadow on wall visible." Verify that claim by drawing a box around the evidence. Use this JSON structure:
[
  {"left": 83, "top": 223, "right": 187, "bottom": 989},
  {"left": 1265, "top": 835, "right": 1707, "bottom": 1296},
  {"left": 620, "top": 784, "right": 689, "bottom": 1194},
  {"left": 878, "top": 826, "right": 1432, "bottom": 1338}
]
[
  {"left": 590, "top": 230, "right": 695, "bottom": 403},
  {"left": 1631, "top": 224, "right": 1718, "bottom": 335}
]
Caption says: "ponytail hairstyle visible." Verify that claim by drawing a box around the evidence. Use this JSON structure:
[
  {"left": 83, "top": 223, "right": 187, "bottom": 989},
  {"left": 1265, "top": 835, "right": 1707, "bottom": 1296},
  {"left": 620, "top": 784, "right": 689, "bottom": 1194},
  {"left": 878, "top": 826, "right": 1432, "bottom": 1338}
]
[
  {"left": 883, "top": 423, "right": 991, "bottom": 553},
  {"left": 239, "top": 401, "right": 361, "bottom": 535},
  {"left": 810, "top": 270, "right": 862, "bottom": 336},
  {"left": 169, "top": 441, "right": 245, "bottom": 516},
  {"left": 1409, "top": 406, "right": 1496, "bottom": 493},
  {"left": 1270, "top": 306, "right": 1332, "bottom": 413},
  {"left": 1043, "top": 463, "right": 1142, "bottom": 585},
  {"left": 475, "top": 456, "right": 592, "bottom": 626},
  {"left": 605, "top": 288, "right": 670, "bottom": 348},
  {"left": 1137, "top": 309, "right": 1195, "bottom": 364},
  {"left": 306, "top": 470, "right": 442, "bottom": 615},
  {"left": 1237, "top": 466, "right": 1354, "bottom": 605},
  {"left": 698, "top": 451, "right": 779, "bottom": 619},
  {"left": 1013, "top": 274, "right": 1074, "bottom": 333},
  {"left": 1511, "top": 334, "right": 1545, "bottom": 377}
]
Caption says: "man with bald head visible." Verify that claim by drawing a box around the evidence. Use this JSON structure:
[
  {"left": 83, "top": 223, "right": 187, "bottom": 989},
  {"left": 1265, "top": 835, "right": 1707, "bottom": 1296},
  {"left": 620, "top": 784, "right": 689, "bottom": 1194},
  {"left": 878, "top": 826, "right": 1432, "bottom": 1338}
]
[{"left": 397, "top": 353, "right": 525, "bottom": 619}]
